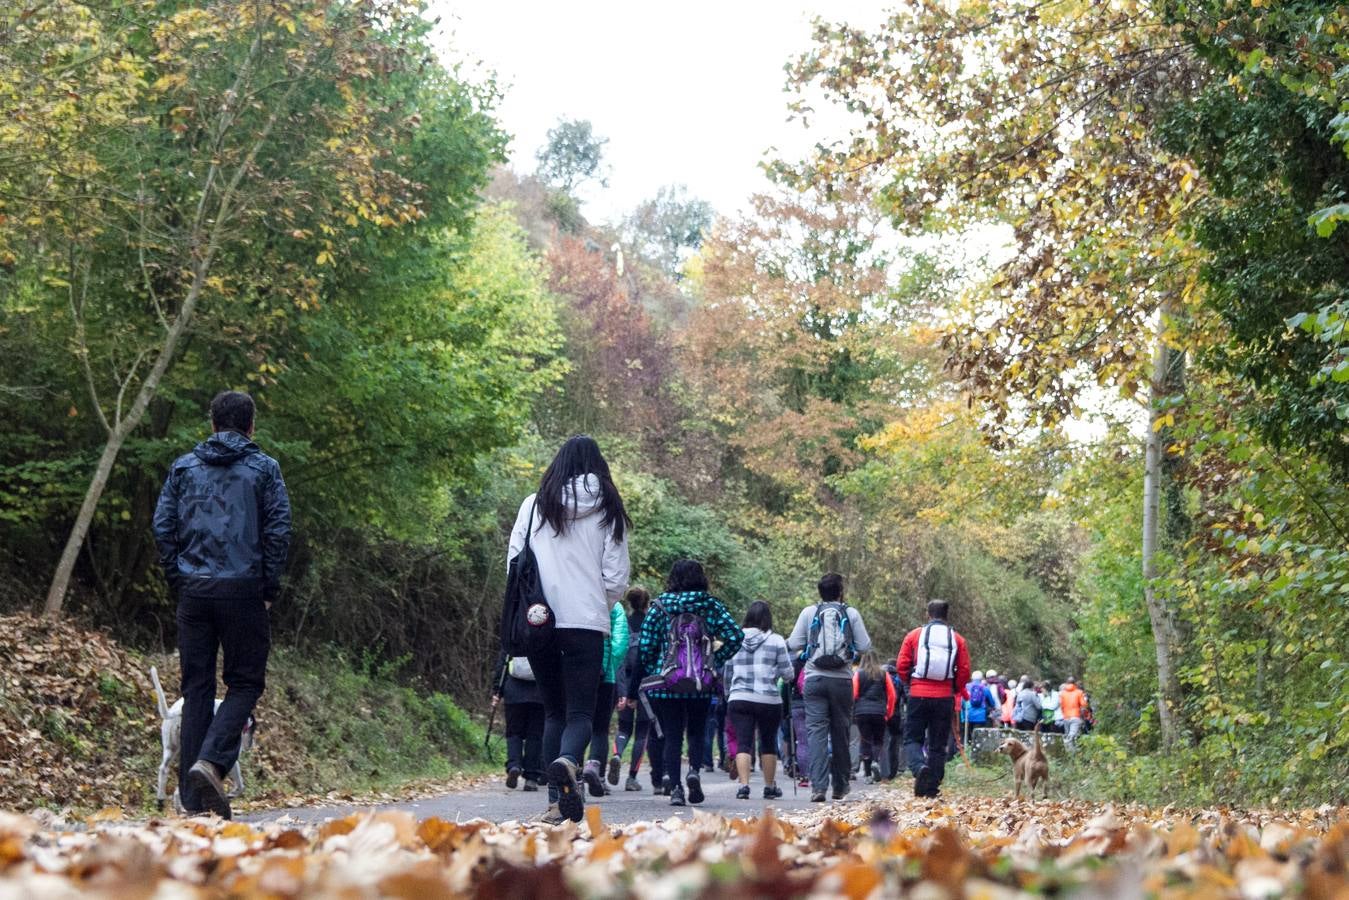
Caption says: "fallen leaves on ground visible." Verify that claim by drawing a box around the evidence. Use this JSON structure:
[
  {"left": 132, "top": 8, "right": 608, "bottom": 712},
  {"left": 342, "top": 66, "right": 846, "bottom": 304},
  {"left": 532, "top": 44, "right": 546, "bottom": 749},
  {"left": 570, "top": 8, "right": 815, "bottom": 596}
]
[
  {"left": 1, "top": 795, "right": 1345, "bottom": 898},
  {"left": 0, "top": 614, "right": 156, "bottom": 812}
]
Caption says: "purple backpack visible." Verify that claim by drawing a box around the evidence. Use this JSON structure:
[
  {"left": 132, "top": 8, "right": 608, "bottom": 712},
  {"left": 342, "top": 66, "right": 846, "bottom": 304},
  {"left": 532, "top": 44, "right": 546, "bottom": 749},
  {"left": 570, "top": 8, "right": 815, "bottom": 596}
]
[{"left": 644, "top": 603, "right": 716, "bottom": 694}]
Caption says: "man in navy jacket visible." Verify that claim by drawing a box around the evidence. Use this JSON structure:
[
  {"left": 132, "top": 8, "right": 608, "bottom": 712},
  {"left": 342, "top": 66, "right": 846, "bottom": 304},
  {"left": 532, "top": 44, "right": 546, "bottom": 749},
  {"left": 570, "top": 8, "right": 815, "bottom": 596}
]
[{"left": 153, "top": 390, "right": 291, "bottom": 818}]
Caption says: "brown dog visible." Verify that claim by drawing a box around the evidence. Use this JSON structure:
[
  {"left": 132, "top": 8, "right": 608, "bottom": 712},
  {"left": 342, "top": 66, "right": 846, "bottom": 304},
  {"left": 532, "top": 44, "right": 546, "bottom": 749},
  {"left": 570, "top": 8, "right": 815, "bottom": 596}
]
[{"left": 997, "top": 723, "right": 1050, "bottom": 799}]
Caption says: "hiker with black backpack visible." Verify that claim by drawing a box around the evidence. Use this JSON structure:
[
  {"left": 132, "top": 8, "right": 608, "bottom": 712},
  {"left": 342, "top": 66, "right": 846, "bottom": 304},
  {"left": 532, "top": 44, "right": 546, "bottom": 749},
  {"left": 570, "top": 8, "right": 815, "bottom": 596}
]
[
  {"left": 635, "top": 559, "right": 744, "bottom": 807},
  {"left": 504, "top": 435, "right": 631, "bottom": 825},
  {"left": 896, "top": 599, "right": 971, "bottom": 799},
  {"left": 787, "top": 573, "right": 873, "bottom": 803}
]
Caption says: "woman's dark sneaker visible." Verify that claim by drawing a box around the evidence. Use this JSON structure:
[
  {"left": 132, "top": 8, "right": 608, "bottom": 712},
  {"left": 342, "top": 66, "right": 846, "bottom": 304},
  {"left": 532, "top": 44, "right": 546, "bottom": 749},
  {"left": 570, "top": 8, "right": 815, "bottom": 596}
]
[
  {"left": 686, "top": 773, "right": 704, "bottom": 805},
  {"left": 764, "top": 784, "right": 783, "bottom": 800},
  {"left": 625, "top": 776, "right": 642, "bottom": 792},
  {"left": 661, "top": 775, "right": 674, "bottom": 797},
  {"left": 582, "top": 760, "right": 606, "bottom": 798},
  {"left": 547, "top": 757, "right": 585, "bottom": 823},
  {"left": 522, "top": 778, "right": 540, "bottom": 792},
  {"left": 506, "top": 766, "right": 521, "bottom": 790},
  {"left": 736, "top": 785, "right": 751, "bottom": 800},
  {"left": 669, "top": 784, "right": 687, "bottom": 806},
  {"left": 607, "top": 754, "right": 622, "bottom": 786}
]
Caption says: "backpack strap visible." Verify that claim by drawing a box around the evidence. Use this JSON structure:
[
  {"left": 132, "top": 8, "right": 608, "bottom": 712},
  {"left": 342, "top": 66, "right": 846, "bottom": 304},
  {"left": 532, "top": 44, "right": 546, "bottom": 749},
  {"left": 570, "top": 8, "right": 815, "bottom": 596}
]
[{"left": 523, "top": 501, "right": 537, "bottom": 551}]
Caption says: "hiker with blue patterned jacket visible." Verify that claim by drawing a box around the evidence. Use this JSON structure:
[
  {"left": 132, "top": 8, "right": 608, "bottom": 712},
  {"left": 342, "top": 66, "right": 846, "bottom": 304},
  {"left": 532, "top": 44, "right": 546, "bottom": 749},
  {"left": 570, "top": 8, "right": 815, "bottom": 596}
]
[{"left": 635, "top": 559, "right": 743, "bottom": 807}]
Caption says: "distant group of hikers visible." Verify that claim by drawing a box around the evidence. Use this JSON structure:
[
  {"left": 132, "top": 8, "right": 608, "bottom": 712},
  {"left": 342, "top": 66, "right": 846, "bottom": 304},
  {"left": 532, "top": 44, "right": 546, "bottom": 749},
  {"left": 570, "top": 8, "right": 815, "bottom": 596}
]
[
  {"left": 147, "top": 392, "right": 1090, "bottom": 826},
  {"left": 495, "top": 435, "right": 1096, "bottom": 824}
]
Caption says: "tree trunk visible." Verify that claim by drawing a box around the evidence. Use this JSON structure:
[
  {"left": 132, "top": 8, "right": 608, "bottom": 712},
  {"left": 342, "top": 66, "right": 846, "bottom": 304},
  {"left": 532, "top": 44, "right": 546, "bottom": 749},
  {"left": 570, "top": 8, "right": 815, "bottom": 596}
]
[
  {"left": 1142, "top": 302, "right": 1183, "bottom": 747},
  {"left": 44, "top": 257, "right": 210, "bottom": 618}
]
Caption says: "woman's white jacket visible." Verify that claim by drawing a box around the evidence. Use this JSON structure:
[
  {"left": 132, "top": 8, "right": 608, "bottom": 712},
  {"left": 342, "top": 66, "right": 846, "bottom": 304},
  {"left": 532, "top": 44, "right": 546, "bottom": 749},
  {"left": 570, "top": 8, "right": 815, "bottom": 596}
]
[{"left": 507, "top": 475, "right": 630, "bottom": 634}]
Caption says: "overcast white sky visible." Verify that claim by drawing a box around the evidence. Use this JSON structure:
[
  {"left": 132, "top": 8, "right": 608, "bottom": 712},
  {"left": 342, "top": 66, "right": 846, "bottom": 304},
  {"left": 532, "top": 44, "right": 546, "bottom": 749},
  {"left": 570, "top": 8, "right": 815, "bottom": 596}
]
[{"left": 430, "top": 0, "right": 893, "bottom": 225}]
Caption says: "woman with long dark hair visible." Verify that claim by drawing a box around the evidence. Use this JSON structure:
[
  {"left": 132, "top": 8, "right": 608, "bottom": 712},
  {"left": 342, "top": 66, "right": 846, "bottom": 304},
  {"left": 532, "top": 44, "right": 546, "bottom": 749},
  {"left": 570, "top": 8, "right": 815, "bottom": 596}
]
[
  {"left": 635, "top": 559, "right": 743, "bottom": 806},
  {"left": 509, "top": 435, "right": 631, "bottom": 824},
  {"left": 852, "top": 651, "right": 896, "bottom": 783},
  {"left": 725, "top": 600, "right": 793, "bottom": 799}
]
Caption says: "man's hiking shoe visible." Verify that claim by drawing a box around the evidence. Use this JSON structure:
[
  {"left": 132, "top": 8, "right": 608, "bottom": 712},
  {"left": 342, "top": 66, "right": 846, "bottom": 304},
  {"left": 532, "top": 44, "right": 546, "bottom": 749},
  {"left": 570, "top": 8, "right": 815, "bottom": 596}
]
[
  {"left": 522, "top": 778, "right": 540, "bottom": 792},
  {"left": 186, "top": 761, "right": 232, "bottom": 820},
  {"left": 686, "top": 773, "right": 704, "bottom": 805},
  {"left": 764, "top": 784, "right": 783, "bottom": 800},
  {"left": 506, "top": 766, "right": 521, "bottom": 790},
  {"left": 607, "top": 754, "right": 622, "bottom": 786},
  {"left": 810, "top": 791, "right": 827, "bottom": 803},
  {"left": 547, "top": 758, "right": 585, "bottom": 823},
  {"left": 661, "top": 775, "right": 674, "bottom": 797},
  {"left": 669, "top": 784, "right": 687, "bottom": 806},
  {"left": 538, "top": 803, "right": 565, "bottom": 826},
  {"left": 914, "top": 765, "right": 936, "bottom": 798},
  {"left": 624, "top": 776, "right": 642, "bottom": 792},
  {"left": 832, "top": 789, "right": 849, "bottom": 801},
  {"left": 582, "top": 760, "right": 606, "bottom": 798},
  {"left": 736, "top": 785, "right": 751, "bottom": 800}
]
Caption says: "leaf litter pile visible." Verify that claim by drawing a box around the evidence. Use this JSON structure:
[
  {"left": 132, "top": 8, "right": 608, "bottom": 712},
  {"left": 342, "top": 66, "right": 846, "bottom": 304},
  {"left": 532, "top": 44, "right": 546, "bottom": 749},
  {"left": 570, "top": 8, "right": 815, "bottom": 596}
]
[
  {"left": 0, "top": 613, "right": 482, "bottom": 814},
  {"left": 2, "top": 796, "right": 1346, "bottom": 898}
]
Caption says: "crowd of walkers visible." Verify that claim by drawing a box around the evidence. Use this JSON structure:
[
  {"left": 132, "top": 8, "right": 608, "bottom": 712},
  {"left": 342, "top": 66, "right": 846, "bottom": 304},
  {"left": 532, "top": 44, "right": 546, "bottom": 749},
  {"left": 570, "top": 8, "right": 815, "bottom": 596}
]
[
  {"left": 149, "top": 393, "right": 1090, "bottom": 825},
  {"left": 497, "top": 434, "right": 1095, "bottom": 824}
]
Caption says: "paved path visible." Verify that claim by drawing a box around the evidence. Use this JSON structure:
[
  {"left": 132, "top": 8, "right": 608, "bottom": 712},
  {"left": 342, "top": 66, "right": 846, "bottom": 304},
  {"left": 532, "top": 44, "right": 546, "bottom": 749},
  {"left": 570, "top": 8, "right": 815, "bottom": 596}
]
[{"left": 249, "top": 773, "right": 889, "bottom": 827}]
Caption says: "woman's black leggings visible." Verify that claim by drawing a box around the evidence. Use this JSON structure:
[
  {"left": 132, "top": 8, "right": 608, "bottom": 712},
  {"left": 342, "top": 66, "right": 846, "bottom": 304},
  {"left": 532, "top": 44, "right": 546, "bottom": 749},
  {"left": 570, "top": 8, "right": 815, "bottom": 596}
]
[
  {"left": 854, "top": 713, "right": 887, "bottom": 769},
  {"left": 652, "top": 697, "right": 710, "bottom": 783},
  {"left": 726, "top": 700, "right": 782, "bottom": 759}
]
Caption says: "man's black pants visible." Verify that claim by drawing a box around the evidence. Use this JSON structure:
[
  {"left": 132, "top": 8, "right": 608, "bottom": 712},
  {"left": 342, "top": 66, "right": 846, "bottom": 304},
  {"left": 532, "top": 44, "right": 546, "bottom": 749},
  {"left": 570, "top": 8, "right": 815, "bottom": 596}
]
[
  {"left": 903, "top": 695, "right": 953, "bottom": 788},
  {"left": 177, "top": 593, "right": 270, "bottom": 809}
]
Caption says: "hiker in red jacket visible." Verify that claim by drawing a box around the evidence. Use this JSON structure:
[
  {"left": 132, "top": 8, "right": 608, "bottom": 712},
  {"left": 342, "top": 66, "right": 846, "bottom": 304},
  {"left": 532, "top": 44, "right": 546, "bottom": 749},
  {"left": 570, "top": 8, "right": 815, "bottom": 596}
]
[{"left": 896, "top": 599, "right": 971, "bottom": 799}]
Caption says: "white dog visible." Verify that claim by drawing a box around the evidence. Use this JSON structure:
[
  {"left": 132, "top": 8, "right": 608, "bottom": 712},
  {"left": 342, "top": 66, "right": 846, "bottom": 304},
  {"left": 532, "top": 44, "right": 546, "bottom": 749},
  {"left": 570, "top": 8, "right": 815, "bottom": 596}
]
[{"left": 150, "top": 666, "right": 255, "bottom": 811}]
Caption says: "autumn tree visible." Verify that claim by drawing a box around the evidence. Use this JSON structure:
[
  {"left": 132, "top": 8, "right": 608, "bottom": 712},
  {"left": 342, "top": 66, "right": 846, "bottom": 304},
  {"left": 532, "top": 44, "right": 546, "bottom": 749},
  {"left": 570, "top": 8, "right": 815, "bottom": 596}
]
[
  {"left": 779, "top": 0, "right": 1208, "bottom": 745},
  {"left": 683, "top": 186, "right": 946, "bottom": 531}
]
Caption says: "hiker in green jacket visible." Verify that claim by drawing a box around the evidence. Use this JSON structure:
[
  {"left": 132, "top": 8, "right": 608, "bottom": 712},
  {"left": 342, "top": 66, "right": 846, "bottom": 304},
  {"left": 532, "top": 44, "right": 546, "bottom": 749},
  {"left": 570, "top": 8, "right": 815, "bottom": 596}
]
[{"left": 583, "top": 602, "right": 629, "bottom": 796}]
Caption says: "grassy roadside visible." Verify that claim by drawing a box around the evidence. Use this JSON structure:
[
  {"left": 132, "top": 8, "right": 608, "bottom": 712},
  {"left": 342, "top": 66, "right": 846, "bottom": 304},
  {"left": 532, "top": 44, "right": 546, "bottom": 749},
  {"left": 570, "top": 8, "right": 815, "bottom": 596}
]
[{"left": 932, "top": 732, "right": 1348, "bottom": 809}]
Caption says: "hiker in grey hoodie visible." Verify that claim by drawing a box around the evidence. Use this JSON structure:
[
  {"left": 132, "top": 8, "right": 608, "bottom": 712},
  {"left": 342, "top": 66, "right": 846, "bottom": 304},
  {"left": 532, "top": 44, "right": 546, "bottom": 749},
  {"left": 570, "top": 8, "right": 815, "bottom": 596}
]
[
  {"left": 787, "top": 573, "right": 873, "bottom": 802},
  {"left": 725, "top": 601, "right": 794, "bottom": 800},
  {"left": 508, "top": 435, "right": 631, "bottom": 825}
]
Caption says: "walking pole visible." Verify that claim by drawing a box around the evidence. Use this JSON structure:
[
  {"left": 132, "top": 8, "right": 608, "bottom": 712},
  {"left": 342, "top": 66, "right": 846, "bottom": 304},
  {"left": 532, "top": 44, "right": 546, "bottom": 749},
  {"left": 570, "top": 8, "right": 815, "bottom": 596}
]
[
  {"left": 781, "top": 682, "right": 798, "bottom": 797},
  {"left": 484, "top": 661, "right": 509, "bottom": 761}
]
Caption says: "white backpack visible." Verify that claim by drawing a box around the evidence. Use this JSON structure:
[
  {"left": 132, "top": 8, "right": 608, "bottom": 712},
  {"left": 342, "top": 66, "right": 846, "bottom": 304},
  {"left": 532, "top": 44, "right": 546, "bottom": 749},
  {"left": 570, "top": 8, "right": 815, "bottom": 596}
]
[
  {"left": 508, "top": 656, "right": 536, "bottom": 681},
  {"left": 912, "top": 622, "right": 956, "bottom": 681}
]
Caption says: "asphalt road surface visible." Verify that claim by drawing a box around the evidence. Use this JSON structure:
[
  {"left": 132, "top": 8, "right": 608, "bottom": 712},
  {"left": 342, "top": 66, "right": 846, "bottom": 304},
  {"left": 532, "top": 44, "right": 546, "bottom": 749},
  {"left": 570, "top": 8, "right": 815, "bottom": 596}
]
[{"left": 250, "top": 772, "right": 891, "bottom": 827}]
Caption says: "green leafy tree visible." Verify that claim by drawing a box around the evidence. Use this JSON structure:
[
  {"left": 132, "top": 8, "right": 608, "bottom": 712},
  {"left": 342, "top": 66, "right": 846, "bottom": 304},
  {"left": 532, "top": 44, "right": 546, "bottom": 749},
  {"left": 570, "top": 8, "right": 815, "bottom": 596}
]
[
  {"left": 0, "top": 0, "right": 510, "bottom": 617},
  {"left": 623, "top": 184, "right": 714, "bottom": 278},
  {"left": 535, "top": 118, "right": 608, "bottom": 192}
]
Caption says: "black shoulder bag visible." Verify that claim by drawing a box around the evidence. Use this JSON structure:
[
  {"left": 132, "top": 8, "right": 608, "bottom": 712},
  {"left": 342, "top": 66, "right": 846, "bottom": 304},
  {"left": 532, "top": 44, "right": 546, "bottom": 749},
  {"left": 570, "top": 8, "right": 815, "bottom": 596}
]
[{"left": 500, "top": 503, "right": 556, "bottom": 657}]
